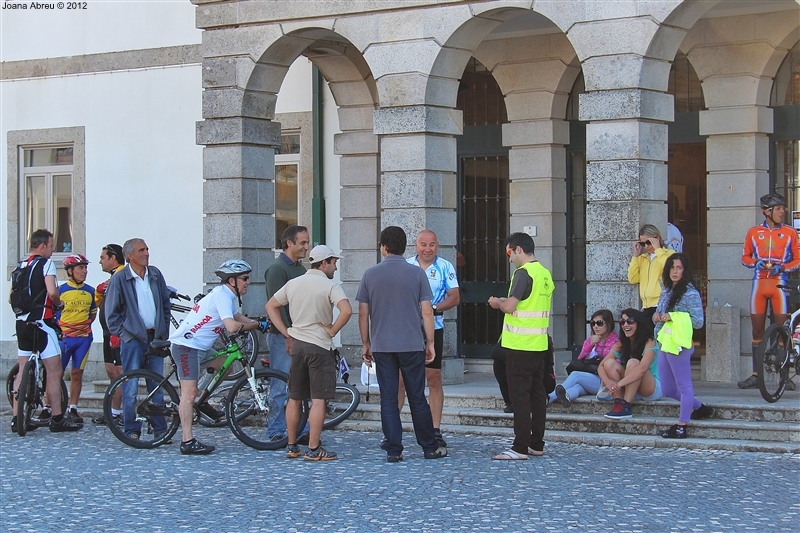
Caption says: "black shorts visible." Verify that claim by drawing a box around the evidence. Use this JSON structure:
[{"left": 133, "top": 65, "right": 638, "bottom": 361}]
[
  {"left": 16, "top": 319, "right": 61, "bottom": 360},
  {"left": 287, "top": 339, "right": 336, "bottom": 401},
  {"left": 103, "top": 334, "right": 122, "bottom": 366},
  {"left": 424, "top": 328, "right": 444, "bottom": 370}
]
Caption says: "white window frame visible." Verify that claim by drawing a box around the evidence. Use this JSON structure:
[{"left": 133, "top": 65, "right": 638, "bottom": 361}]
[
  {"left": 6, "top": 127, "right": 85, "bottom": 267},
  {"left": 274, "top": 132, "right": 301, "bottom": 250}
]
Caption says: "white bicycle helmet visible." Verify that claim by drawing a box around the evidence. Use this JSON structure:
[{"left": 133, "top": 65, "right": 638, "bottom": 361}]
[{"left": 215, "top": 259, "right": 252, "bottom": 281}]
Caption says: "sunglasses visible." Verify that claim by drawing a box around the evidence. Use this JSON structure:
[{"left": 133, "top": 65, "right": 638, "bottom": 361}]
[
  {"left": 589, "top": 320, "right": 605, "bottom": 327},
  {"left": 237, "top": 276, "right": 250, "bottom": 282},
  {"left": 638, "top": 239, "right": 652, "bottom": 247},
  {"left": 619, "top": 317, "right": 636, "bottom": 325}
]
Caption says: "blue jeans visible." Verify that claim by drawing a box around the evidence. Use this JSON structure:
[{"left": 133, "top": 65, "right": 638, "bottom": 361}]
[
  {"left": 548, "top": 371, "right": 601, "bottom": 403},
  {"left": 266, "top": 333, "right": 309, "bottom": 439},
  {"left": 119, "top": 337, "right": 166, "bottom": 435},
  {"left": 373, "top": 351, "right": 438, "bottom": 456}
]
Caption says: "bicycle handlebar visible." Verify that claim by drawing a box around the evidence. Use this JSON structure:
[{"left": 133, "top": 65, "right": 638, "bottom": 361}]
[{"left": 776, "top": 284, "right": 800, "bottom": 293}]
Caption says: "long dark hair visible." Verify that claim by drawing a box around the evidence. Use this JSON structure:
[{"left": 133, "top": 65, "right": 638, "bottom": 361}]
[
  {"left": 662, "top": 253, "right": 694, "bottom": 311},
  {"left": 618, "top": 308, "right": 653, "bottom": 363}
]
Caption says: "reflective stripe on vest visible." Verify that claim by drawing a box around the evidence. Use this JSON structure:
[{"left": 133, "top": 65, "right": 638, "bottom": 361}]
[{"left": 501, "top": 261, "right": 553, "bottom": 352}]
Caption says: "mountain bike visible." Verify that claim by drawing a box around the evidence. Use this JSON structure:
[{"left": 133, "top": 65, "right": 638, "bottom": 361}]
[
  {"left": 103, "top": 327, "right": 307, "bottom": 450},
  {"left": 755, "top": 284, "right": 800, "bottom": 403},
  {"left": 13, "top": 322, "right": 69, "bottom": 435},
  {"left": 169, "top": 288, "right": 259, "bottom": 381}
]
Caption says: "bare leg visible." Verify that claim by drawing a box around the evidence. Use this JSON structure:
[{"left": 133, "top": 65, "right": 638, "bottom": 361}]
[
  {"left": 105, "top": 363, "right": 123, "bottom": 410},
  {"left": 306, "top": 399, "right": 326, "bottom": 449},
  {"left": 12, "top": 355, "right": 27, "bottom": 414},
  {"left": 69, "top": 368, "right": 83, "bottom": 406},
  {"left": 286, "top": 398, "right": 302, "bottom": 444},
  {"left": 179, "top": 379, "right": 198, "bottom": 442},
  {"left": 42, "top": 356, "right": 65, "bottom": 416},
  {"left": 426, "top": 367, "right": 443, "bottom": 429}
]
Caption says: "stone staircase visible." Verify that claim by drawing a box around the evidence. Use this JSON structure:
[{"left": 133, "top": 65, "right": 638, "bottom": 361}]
[{"left": 36, "top": 373, "right": 800, "bottom": 454}]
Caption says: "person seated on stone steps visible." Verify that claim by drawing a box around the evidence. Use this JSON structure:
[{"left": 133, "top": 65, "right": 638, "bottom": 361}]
[
  {"left": 549, "top": 309, "right": 619, "bottom": 408},
  {"left": 598, "top": 308, "right": 663, "bottom": 420},
  {"left": 653, "top": 253, "right": 713, "bottom": 439}
]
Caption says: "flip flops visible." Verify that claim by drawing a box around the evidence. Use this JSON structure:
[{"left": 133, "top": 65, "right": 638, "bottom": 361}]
[{"left": 492, "top": 449, "right": 528, "bottom": 460}]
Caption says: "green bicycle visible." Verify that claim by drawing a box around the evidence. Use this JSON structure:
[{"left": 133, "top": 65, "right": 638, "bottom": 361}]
[{"left": 103, "top": 328, "right": 307, "bottom": 450}]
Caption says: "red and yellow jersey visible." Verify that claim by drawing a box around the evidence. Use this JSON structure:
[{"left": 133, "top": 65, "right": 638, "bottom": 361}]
[
  {"left": 95, "top": 264, "right": 124, "bottom": 308},
  {"left": 742, "top": 222, "right": 800, "bottom": 281},
  {"left": 57, "top": 279, "right": 97, "bottom": 337}
]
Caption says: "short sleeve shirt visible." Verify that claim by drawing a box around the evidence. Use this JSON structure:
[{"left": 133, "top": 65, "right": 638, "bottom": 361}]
[
  {"left": 407, "top": 255, "right": 459, "bottom": 330},
  {"left": 169, "top": 285, "right": 237, "bottom": 350}
]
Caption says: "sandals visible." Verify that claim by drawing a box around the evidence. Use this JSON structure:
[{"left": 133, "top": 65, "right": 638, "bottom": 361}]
[{"left": 492, "top": 449, "right": 528, "bottom": 460}]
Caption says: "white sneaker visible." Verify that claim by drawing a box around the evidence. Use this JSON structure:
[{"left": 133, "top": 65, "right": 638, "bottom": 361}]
[{"left": 596, "top": 385, "right": 612, "bottom": 402}]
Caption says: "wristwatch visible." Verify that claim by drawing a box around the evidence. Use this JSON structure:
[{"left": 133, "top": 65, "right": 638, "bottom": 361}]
[{"left": 432, "top": 304, "right": 443, "bottom": 316}]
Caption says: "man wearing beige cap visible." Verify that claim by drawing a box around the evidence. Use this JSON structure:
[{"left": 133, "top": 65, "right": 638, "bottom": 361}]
[{"left": 266, "top": 244, "right": 352, "bottom": 461}]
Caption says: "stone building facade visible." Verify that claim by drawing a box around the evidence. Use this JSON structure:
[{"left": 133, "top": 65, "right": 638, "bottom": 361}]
[{"left": 192, "top": 0, "right": 799, "bottom": 380}]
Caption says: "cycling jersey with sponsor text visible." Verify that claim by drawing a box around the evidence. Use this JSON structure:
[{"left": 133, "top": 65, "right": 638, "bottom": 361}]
[
  {"left": 741, "top": 222, "right": 800, "bottom": 281},
  {"left": 168, "top": 284, "right": 237, "bottom": 351}
]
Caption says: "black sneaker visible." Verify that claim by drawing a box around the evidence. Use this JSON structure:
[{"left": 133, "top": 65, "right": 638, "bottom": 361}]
[
  {"left": 434, "top": 429, "right": 447, "bottom": 448},
  {"left": 690, "top": 404, "right": 714, "bottom": 420},
  {"left": 286, "top": 444, "right": 302, "bottom": 458},
  {"left": 49, "top": 417, "right": 83, "bottom": 432},
  {"left": 737, "top": 375, "right": 758, "bottom": 389},
  {"left": 387, "top": 454, "right": 404, "bottom": 463},
  {"left": 92, "top": 414, "right": 107, "bottom": 425},
  {"left": 67, "top": 407, "right": 84, "bottom": 424},
  {"left": 11, "top": 417, "right": 17, "bottom": 433},
  {"left": 661, "top": 424, "right": 688, "bottom": 439},
  {"left": 38, "top": 408, "right": 52, "bottom": 421},
  {"left": 503, "top": 404, "right": 513, "bottom": 413},
  {"left": 304, "top": 446, "right": 337, "bottom": 461},
  {"left": 180, "top": 439, "right": 215, "bottom": 455},
  {"left": 424, "top": 446, "right": 448, "bottom": 459},
  {"left": 555, "top": 384, "right": 571, "bottom": 408},
  {"left": 113, "top": 415, "right": 124, "bottom": 429},
  {"left": 379, "top": 437, "right": 389, "bottom": 450},
  {"left": 197, "top": 402, "right": 225, "bottom": 422}
]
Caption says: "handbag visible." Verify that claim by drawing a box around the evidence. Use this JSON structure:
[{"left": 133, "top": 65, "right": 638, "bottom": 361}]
[{"left": 565, "top": 357, "right": 602, "bottom": 375}]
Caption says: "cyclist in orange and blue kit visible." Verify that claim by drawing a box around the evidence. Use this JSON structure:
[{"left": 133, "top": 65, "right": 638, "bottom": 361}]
[
  {"left": 57, "top": 254, "right": 97, "bottom": 421},
  {"left": 740, "top": 193, "right": 800, "bottom": 389}
]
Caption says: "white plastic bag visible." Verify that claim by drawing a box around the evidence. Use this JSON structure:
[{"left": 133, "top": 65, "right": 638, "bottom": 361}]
[{"left": 361, "top": 362, "right": 379, "bottom": 391}]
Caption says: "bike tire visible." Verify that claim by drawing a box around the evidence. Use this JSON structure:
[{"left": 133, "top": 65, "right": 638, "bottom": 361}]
[
  {"left": 197, "top": 382, "right": 237, "bottom": 428},
  {"left": 321, "top": 383, "right": 361, "bottom": 430},
  {"left": 6, "top": 363, "right": 18, "bottom": 408},
  {"left": 226, "top": 368, "right": 307, "bottom": 450},
  {"left": 103, "top": 369, "right": 180, "bottom": 449},
  {"left": 16, "top": 359, "right": 37, "bottom": 436},
  {"left": 755, "top": 323, "right": 790, "bottom": 403},
  {"left": 211, "top": 330, "right": 259, "bottom": 382}
]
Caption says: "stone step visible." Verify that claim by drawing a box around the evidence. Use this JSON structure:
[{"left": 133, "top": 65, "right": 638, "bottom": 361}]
[
  {"left": 349, "top": 403, "right": 800, "bottom": 444},
  {"left": 334, "top": 420, "right": 800, "bottom": 454}
]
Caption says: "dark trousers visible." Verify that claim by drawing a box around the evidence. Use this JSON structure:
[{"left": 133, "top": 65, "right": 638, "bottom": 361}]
[
  {"left": 490, "top": 344, "right": 511, "bottom": 406},
  {"left": 506, "top": 348, "right": 547, "bottom": 454},
  {"left": 373, "top": 351, "right": 438, "bottom": 456}
]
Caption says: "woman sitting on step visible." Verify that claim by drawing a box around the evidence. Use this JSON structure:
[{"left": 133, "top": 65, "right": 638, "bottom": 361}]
[
  {"left": 549, "top": 309, "right": 618, "bottom": 408},
  {"left": 598, "top": 308, "right": 663, "bottom": 419},
  {"left": 653, "top": 253, "right": 713, "bottom": 438}
]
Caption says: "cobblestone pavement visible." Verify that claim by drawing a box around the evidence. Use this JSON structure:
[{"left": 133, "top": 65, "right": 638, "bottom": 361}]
[{"left": 1, "top": 418, "right": 797, "bottom": 533}]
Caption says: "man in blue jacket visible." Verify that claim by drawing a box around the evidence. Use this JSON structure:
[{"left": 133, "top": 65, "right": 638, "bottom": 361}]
[{"left": 104, "top": 238, "right": 172, "bottom": 440}]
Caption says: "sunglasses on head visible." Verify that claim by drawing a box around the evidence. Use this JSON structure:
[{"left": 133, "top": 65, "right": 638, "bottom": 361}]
[
  {"left": 589, "top": 320, "right": 605, "bottom": 327},
  {"left": 619, "top": 317, "right": 636, "bottom": 325}
]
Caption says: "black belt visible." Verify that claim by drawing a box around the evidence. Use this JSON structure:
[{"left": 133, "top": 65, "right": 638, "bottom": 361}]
[{"left": 146, "top": 329, "right": 155, "bottom": 335}]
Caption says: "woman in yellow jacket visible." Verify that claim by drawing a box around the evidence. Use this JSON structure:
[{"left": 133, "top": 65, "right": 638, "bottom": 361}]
[{"left": 627, "top": 224, "right": 674, "bottom": 323}]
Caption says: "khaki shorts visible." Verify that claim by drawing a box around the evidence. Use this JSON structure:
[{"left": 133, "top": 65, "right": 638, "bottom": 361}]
[{"left": 288, "top": 339, "right": 336, "bottom": 400}]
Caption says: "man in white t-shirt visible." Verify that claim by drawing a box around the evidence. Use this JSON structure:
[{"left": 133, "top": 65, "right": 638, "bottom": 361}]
[
  {"left": 169, "top": 259, "right": 268, "bottom": 455},
  {"left": 666, "top": 222, "right": 684, "bottom": 253}
]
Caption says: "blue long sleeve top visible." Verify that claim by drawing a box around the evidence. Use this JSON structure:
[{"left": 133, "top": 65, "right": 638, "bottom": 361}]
[{"left": 654, "top": 283, "right": 704, "bottom": 336}]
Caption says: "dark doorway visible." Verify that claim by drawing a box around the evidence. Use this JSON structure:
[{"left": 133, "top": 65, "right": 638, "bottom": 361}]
[{"left": 456, "top": 58, "right": 510, "bottom": 358}]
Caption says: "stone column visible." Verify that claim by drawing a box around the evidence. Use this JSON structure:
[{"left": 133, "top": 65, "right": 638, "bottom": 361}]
[
  {"left": 372, "top": 105, "right": 463, "bottom": 382},
  {"left": 580, "top": 89, "right": 674, "bottom": 315}
]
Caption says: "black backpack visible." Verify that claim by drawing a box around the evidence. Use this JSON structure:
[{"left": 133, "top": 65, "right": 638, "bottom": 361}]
[{"left": 9, "top": 257, "right": 45, "bottom": 316}]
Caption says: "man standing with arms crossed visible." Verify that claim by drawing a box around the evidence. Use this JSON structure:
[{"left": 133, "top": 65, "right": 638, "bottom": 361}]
[
  {"left": 740, "top": 193, "right": 800, "bottom": 389},
  {"left": 104, "top": 238, "right": 172, "bottom": 440},
  {"left": 358, "top": 226, "right": 447, "bottom": 462},
  {"left": 264, "top": 225, "right": 311, "bottom": 443},
  {"left": 93, "top": 244, "right": 126, "bottom": 426},
  {"left": 489, "top": 232, "right": 554, "bottom": 460},
  {"left": 266, "top": 245, "right": 352, "bottom": 461},
  {"left": 405, "top": 229, "right": 460, "bottom": 447},
  {"left": 11, "top": 229, "right": 80, "bottom": 433}
]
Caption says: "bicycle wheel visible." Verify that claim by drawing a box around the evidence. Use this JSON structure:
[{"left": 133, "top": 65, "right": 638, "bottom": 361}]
[
  {"left": 322, "top": 383, "right": 361, "bottom": 430},
  {"left": 197, "top": 382, "right": 236, "bottom": 428},
  {"left": 756, "top": 323, "right": 790, "bottom": 403},
  {"left": 103, "top": 369, "right": 180, "bottom": 449},
  {"left": 16, "top": 359, "right": 37, "bottom": 436},
  {"left": 6, "top": 363, "right": 18, "bottom": 408},
  {"left": 211, "top": 330, "right": 259, "bottom": 381},
  {"left": 226, "top": 368, "right": 307, "bottom": 450}
]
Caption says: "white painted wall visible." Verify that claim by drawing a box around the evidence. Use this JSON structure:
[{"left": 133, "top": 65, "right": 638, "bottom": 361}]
[
  {"left": 322, "top": 78, "right": 342, "bottom": 259},
  {"left": 0, "top": 65, "right": 204, "bottom": 343},
  {"left": 275, "top": 57, "right": 314, "bottom": 114},
  {"left": 0, "top": 1, "right": 200, "bottom": 61}
]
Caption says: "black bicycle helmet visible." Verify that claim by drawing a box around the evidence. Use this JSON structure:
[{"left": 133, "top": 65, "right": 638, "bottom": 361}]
[
  {"left": 215, "top": 259, "right": 252, "bottom": 281},
  {"left": 761, "top": 193, "right": 787, "bottom": 209}
]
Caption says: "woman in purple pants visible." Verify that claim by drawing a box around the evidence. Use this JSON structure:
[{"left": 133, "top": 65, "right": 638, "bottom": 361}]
[{"left": 652, "top": 253, "right": 713, "bottom": 438}]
